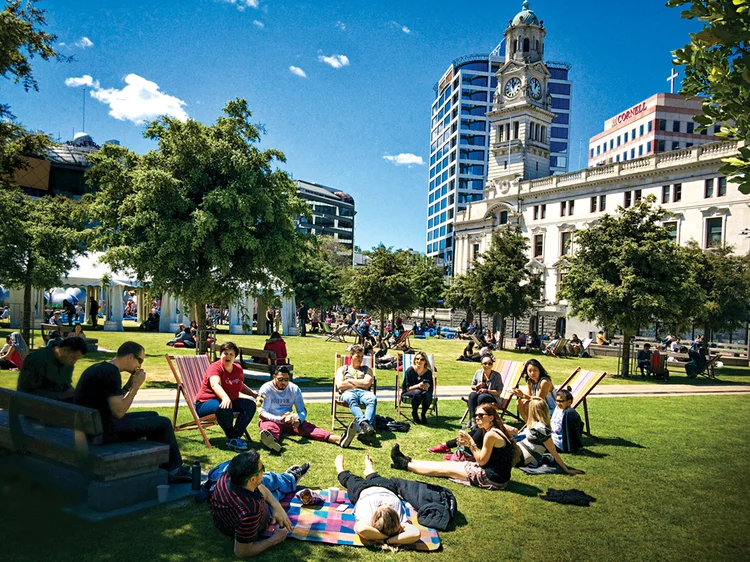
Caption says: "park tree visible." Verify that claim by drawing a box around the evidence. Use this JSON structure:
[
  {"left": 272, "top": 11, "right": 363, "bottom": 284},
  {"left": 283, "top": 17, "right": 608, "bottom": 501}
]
[
  {"left": 319, "top": 235, "right": 353, "bottom": 268},
  {"left": 444, "top": 271, "right": 480, "bottom": 324},
  {"left": 343, "top": 246, "right": 416, "bottom": 334},
  {"left": 558, "top": 196, "right": 700, "bottom": 376},
  {"left": 668, "top": 0, "right": 750, "bottom": 194},
  {"left": 84, "top": 99, "right": 310, "bottom": 350},
  {"left": 472, "top": 226, "right": 544, "bottom": 348},
  {"left": 683, "top": 241, "right": 750, "bottom": 339},
  {"left": 407, "top": 253, "right": 446, "bottom": 321},
  {"left": 289, "top": 237, "right": 343, "bottom": 310}
]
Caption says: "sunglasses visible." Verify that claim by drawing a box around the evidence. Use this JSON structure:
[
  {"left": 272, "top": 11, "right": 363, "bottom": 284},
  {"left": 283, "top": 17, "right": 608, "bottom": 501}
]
[
  {"left": 475, "top": 413, "right": 490, "bottom": 419},
  {"left": 276, "top": 378, "right": 290, "bottom": 382},
  {"left": 482, "top": 362, "right": 493, "bottom": 366}
]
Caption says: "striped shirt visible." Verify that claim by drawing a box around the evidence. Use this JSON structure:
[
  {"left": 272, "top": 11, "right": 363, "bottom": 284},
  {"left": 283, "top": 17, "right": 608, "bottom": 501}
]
[{"left": 209, "top": 473, "right": 268, "bottom": 544}]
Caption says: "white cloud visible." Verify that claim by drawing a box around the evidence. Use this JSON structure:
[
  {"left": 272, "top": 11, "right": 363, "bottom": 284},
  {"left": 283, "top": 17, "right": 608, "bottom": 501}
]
[
  {"left": 336, "top": 21, "right": 346, "bottom": 31},
  {"left": 89, "top": 74, "right": 188, "bottom": 124},
  {"left": 317, "top": 54, "right": 350, "bottom": 69},
  {"left": 253, "top": 20, "right": 264, "bottom": 28},
  {"left": 289, "top": 66, "right": 307, "bottom": 78},
  {"left": 65, "top": 75, "right": 100, "bottom": 89},
  {"left": 75, "top": 36, "right": 94, "bottom": 48},
  {"left": 383, "top": 153, "right": 424, "bottom": 166},
  {"left": 389, "top": 21, "right": 411, "bottom": 34},
  {"left": 221, "top": 0, "right": 259, "bottom": 11}
]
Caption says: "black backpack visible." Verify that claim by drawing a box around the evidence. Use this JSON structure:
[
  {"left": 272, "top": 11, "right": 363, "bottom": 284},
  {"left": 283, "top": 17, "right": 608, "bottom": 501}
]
[{"left": 375, "top": 415, "right": 411, "bottom": 433}]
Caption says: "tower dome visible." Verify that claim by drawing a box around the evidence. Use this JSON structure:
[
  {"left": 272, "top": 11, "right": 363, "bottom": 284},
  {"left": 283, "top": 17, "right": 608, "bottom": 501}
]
[{"left": 512, "top": 1, "right": 539, "bottom": 26}]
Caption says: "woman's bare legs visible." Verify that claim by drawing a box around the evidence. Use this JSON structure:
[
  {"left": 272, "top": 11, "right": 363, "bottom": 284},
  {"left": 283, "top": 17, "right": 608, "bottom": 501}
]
[{"left": 406, "top": 460, "right": 468, "bottom": 480}]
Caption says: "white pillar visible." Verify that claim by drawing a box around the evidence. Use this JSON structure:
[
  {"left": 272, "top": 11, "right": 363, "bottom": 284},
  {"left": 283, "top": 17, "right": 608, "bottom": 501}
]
[
  {"left": 33, "top": 288, "right": 45, "bottom": 329},
  {"left": 103, "top": 285, "right": 124, "bottom": 331},
  {"left": 159, "top": 293, "right": 173, "bottom": 333},
  {"left": 8, "top": 288, "right": 23, "bottom": 329},
  {"left": 169, "top": 295, "right": 183, "bottom": 332},
  {"left": 282, "top": 295, "right": 297, "bottom": 336},
  {"left": 229, "top": 293, "right": 253, "bottom": 334}
]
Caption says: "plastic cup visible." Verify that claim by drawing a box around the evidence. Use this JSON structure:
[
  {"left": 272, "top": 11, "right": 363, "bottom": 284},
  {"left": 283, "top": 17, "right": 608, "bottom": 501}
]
[
  {"left": 157, "top": 484, "right": 170, "bottom": 503},
  {"left": 328, "top": 487, "right": 339, "bottom": 503}
]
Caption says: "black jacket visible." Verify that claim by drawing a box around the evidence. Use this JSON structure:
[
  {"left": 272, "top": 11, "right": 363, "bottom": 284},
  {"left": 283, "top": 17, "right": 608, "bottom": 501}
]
[{"left": 391, "top": 477, "right": 457, "bottom": 531}]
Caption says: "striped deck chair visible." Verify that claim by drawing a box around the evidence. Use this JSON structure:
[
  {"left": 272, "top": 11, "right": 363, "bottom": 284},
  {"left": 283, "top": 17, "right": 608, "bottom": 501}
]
[
  {"left": 395, "top": 353, "right": 438, "bottom": 424},
  {"left": 326, "top": 325, "right": 348, "bottom": 343},
  {"left": 544, "top": 338, "right": 569, "bottom": 358},
  {"left": 557, "top": 367, "right": 607, "bottom": 436},
  {"left": 392, "top": 329, "right": 413, "bottom": 352},
  {"left": 459, "top": 359, "right": 525, "bottom": 425},
  {"left": 331, "top": 354, "right": 376, "bottom": 431}
]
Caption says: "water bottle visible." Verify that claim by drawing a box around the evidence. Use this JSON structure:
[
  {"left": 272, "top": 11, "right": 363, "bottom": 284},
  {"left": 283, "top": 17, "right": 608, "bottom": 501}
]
[{"left": 192, "top": 461, "right": 201, "bottom": 491}]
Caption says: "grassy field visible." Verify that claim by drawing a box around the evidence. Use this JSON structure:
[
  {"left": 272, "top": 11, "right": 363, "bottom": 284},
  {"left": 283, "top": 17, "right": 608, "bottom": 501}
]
[
  {"left": 1, "top": 396, "right": 749, "bottom": 561},
  {"left": 1, "top": 326, "right": 749, "bottom": 391}
]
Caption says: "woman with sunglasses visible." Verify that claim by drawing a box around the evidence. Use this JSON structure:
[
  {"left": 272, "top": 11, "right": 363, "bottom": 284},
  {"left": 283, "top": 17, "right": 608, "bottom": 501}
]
[
  {"left": 466, "top": 356, "right": 502, "bottom": 429},
  {"left": 513, "top": 359, "right": 555, "bottom": 421},
  {"left": 401, "top": 351, "right": 433, "bottom": 424},
  {"left": 391, "top": 404, "right": 518, "bottom": 491}
]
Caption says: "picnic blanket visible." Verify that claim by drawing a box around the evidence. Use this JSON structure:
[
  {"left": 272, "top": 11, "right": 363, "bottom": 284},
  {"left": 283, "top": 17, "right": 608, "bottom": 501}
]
[{"left": 282, "top": 489, "right": 441, "bottom": 551}]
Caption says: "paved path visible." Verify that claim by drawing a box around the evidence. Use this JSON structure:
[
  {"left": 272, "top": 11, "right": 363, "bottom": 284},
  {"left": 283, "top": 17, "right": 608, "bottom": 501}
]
[{"left": 134, "top": 383, "right": 750, "bottom": 408}]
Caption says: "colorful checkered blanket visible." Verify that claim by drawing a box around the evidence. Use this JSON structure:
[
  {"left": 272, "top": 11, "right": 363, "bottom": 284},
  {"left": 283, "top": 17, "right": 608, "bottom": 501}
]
[{"left": 282, "top": 489, "right": 441, "bottom": 551}]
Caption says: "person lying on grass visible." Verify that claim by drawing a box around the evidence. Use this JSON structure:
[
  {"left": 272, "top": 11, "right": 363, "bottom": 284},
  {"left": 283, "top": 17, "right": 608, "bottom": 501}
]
[
  {"left": 209, "top": 450, "right": 309, "bottom": 558},
  {"left": 335, "top": 453, "right": 421, "bottom": 547},
  {"left": 513, "top": 359, "right": 555, "bottom": 421},
  {"left": 507, "top": 397, "right": 584, "bottom": 475},
  {"left": 257, "top": 366, "right": 357, "bottom": 453},
  {"left": 391, "top": 403, "right": 518, "bottom": 491}
]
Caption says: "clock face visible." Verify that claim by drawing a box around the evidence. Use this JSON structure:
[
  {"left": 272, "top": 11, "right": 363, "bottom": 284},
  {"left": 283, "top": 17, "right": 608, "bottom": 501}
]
[
  {"left": 529, "top": 78, "right": 542, "bottom": 100},
  {"left": 504, "top": 77, "right": 521, "bottom": 98}
]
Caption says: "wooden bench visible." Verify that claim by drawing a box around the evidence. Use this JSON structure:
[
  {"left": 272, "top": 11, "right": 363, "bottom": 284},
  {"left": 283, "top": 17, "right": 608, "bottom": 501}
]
[
  {"left": 666, "top": 351, "right": 722, "bottom": 379},
  {"left": 40, "top": 323, "right": 99, "bottom": 352},
  {"left": 0, "top": 388, "right": 169, "bottom": 513},
  {"left": 210, "top": 343, "right": 294, "bottom": 381}
]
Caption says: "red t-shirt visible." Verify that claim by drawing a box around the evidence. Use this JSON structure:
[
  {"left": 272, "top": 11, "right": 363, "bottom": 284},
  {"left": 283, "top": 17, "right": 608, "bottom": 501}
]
[
  {"left": 195, "top": 360, "right": 244, "bottom": 402},
  {"left": 7, "top": 349, "right": 22, "bottom": 369},
  {"left": 263, "top": 339, "right": 287, "bottom": 364}
]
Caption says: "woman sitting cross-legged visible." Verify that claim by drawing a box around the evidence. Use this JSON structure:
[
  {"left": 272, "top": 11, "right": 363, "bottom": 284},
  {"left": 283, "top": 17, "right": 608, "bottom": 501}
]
[
  {"left": 508, "top": 397, "right": 584, "bottom": 475},
  {"left": 194, "top": 342, "right": 258, "bottom": 452},
  {"left": 390, "top": 404, "right": 518, "bottom": 491},
  {"left": 513, "top": 359, "right": 555, "bottom": 422},
  {"left": 466, "top": 356, "right": 503, "bottom": 429},
  {"left": 401, "top": 351, "right": 433, "bottom": 424}
]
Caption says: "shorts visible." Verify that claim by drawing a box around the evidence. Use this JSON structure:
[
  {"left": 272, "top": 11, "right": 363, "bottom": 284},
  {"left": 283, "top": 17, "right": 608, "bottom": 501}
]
[{"left": 464, "top": 462, "right": 508, "bottom": 491}]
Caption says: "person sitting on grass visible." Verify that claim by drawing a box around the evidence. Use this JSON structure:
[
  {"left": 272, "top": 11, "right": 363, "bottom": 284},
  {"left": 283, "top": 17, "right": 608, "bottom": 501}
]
[
  {"left": 257, "top": 366, "right": 357, "bottom": 452},
  {"left": 457, "top": 341, "right": 479, "bottom": 362},
  {"left": 141, "top": 307, "right": 160, "bottom": 332},
  {"left": 194, "top": 342, "right": 259, "bottom": 452},
  {"left": 513, "top": 359, "right": 555, "bottom": 421},
  {"left": 506, "top": 397, "right": 584, "bottom": 475},
  {"left": 390, "top": 404, "right": 518, "bottom": 491},
  {"left": 466, "top": 356, "right": 503, "bottom": 429},
  {"left": 210, "top": 450, "right": 308, "bottom": 558},
  {"left": 17, "top": 336, "right": 87, "bottom": 400},
  {"left": 0, "top": 332, "right": 28, "bottom": 371},
  {"left": 335, "top": 454, "right": 421, "bottom": 547},
  {"left": 401, "top": 351, "right": 433, "bottom": 425},
  {"left": 551, "top": 388, "right": 584, "bottom": 454},
  {"left": 334, "top": 345, "right": 377, "bottom": 445},
  {"left": 637, "top": 343, "right": 652, "bottom": 377}
]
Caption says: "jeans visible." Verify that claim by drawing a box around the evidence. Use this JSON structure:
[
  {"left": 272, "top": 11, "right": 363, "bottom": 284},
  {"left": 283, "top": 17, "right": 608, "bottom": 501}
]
[
  {"left": 108, "top": 411, "right": 182, "bottom": 471},
  {"left": 258, "top": 419, "right": 331, "bottom": 443},
  {"left": 467, "top": 391, "right": 498, "bottom": 423},
  {"left": 262, "top": 471, "right": 298, "bottom": 502},
  {"left": 337, "top": 471, "right": 399, "bottom": 505},
  {"left": 402, "top": 389, "right": 430, "bottom": 416},
  {"left": 340, "top": 389, "right": 377, "bottom": 426},
  {"left": 195, "top": 398, "right": 256, "bottom": 440}
]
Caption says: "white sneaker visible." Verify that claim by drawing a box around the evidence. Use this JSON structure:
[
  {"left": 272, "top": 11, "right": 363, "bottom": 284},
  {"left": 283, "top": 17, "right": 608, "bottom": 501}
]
[
  {"left": 340, "top": 421, "right": 357, "bottom": 448},
  {"left": 260, "top": 430, "right": 281, "bottom": 452}
]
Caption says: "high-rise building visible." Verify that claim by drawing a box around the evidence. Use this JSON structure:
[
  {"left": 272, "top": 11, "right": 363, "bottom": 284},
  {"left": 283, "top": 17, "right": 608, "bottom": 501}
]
[
  {"left": 426, "top": 1, "right": 572, "bottom": 275},
  {"left": 294, "top": 179, "right": 356, "bottom": 263}
]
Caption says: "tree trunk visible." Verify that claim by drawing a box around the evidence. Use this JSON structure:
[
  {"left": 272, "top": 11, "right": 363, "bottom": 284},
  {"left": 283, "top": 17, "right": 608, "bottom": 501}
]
[
  {"left": 379, "top": 311, "right": 386, "bottom": 348},
  {"left": 499, "top": 315, "right": 506, "bottom": 351},
  {"left": 21, "top": 256, "right": 33, "bottom": 345},
  {"left": 620, "top": 331, "right": 632, "bottom": 377},
  {"left": 423, "top": 306, "right": 427, "bottom": 321},
  {"left": 196, "top": 301, "right": 208, "bottom": 355}
]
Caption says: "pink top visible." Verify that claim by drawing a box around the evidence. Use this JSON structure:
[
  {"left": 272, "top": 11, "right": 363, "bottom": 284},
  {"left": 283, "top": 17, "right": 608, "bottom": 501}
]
[{"left": 195, "top": 360, "right": 245, "bottom": 402}]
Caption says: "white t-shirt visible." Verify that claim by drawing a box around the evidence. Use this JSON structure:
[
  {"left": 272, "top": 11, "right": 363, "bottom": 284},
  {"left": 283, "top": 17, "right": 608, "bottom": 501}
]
[{"left": 354, "top": 486, "right": 409, "bottom": 526}]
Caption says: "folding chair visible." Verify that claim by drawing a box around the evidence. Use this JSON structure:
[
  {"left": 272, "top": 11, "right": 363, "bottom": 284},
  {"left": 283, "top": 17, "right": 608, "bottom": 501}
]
[
  {"left": 326, "top": 325, "right": 348, "bottom": 343},
  {"left": 331, "top": 354, "right": 376, "bottom": 431},
  {"left": 557, "top": 367, "right": 607, "bottom": 436},
  {"left": 580, "top": 338, "right": 593, "bottom": 356},
  {"left": 545, "top": 338, "right": 569, "bottom": 357},
  {"left": 166, "top": 353, "right": 251, "bottom": 448},
  {"left": 392, "top": 329, "right": 413, "bottom": 352},
  {"left": 395, "top": 353, "right": 438, "bottom": 424},
  {"left": 459, "top": 359, "right": 525, "bottom": 425}
]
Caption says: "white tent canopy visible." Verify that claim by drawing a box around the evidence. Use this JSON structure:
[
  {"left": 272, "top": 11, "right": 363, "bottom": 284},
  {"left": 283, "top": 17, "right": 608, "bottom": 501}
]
[{"left": 61, "top": 252, "right": 141, "bottom": 288}]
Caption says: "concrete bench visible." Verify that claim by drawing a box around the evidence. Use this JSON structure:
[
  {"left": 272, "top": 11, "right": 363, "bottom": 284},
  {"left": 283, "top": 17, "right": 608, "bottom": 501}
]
[
  {"left": 0, "top": 388, "right": 168, "bottom": 513},
  {"left": 40, "top": 323, "right": 98, "bottom": 352}
]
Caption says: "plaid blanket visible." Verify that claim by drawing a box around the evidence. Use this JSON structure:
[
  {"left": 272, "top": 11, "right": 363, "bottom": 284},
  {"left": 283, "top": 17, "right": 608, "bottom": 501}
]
[{"left": 282, "top": 489, "right": 441, "bottom": 551}]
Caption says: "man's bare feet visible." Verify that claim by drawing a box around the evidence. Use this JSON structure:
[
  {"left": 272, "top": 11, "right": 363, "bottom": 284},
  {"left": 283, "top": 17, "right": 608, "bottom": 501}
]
[
  {"left": 363, "top": 453, "right": 375, "bottom": 476},
  {"left": 335, "top": 453, "right": 345, "bottom": 473}
]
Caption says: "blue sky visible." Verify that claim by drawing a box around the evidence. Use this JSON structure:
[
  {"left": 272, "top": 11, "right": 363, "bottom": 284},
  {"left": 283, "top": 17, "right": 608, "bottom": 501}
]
[{"left": 4, "top": 0, "right": 701, "bottom": 252}]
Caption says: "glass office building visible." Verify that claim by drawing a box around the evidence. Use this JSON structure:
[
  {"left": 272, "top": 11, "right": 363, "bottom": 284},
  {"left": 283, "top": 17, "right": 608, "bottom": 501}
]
[{"left": 426, "top": 39, "right": 572, "bottom": 275}]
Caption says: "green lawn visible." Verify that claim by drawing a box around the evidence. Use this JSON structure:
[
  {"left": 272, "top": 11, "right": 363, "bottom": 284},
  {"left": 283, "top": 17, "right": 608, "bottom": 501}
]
[
  {"left": 1, "top": 327, "right": 749, "bottom": 391},
  {"left": 1, "top": 396, "right": 749, "bottom": 561}
]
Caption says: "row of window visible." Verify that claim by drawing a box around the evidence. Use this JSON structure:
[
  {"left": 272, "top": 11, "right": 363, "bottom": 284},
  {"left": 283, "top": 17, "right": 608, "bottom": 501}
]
[
  {"left": 592, "top": 120, "right": 722, "bottom": 158},
  {"left": 427, "top": 222, "right": 454, "bottom": 242},
  {"left": 426, "top": 236, "right": 451, "bottom": 254}
]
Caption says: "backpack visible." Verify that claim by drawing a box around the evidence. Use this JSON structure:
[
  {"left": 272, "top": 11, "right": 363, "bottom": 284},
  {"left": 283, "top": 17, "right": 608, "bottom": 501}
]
[
  {"left": 194, "top": 459, "right": 232, "bottom": 503},
  {"left": 375, "top": 414, "right": 411, "bottom": 433}
]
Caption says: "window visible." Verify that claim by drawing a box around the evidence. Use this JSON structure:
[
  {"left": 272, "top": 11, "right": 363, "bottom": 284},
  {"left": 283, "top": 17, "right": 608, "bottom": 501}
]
[
  {"left": 533, "top": 205, "right": 539, "bottom": 220},
  {"left": 647, "top": 141, "right": 652, "bottom": 153},
  {"left": 658, "top": 119, "right": 667, "bottom": 131},
  {"left": 609, "top": 139, "right": 614, "bottom": 150},
  {"left": 560, "top": 201, "right": 566, "bottom": 217},
  {"left": 673, "top": 120, "right": 681, "bottom": 133},
  {"left": 657, "top": 140, "right": 666, "bottom": 152},
  {"left": 596, "top": 145, "right": 601, "bottom": 156},
  {"left": 547, "top": 83, "right": 571, "bottom": 95},
  {"left": 639, "top": 125, "right": 644, "bottom": 136},
  {"left": 551, "top": 126, "right": 569, "bottom": 139},
  {"left": 700, "top": 127, "right": 707, "bottom": 135},
  {"left": 687, "top": 122, "right": 694, "bottom": 134},
  {"left": 541, "top": 204, "right": 546, "bottom": 219},
  {"left": 472, "top": 243, "right": 481, "bottom": 259},
  {"left": 638, "top": 144, "right": 643, "bottom": 156},
  {"left": 634, "top": 189, "right": 642, "bottom": 202},
  {"left": 551, "top": 97, "right": 570, "bottom": 110},
  {"left": 552, "top": 113, "right": 569, "bottom": 125},
  {"left": 499, "top": 211, "right": 509, "bottom": 224},
  {"left": 631, "top": 148, "right": 635, "bottom": 159},
  {"left": 617, "top": 135, "right": 621, "bottom": 147},
  {"left": 631, "top": 129, "right": 636, "bottom": 141},
  {"left": 704, "top": 178, "right": 714, "bottom": 198},
  {"left": 662, "top": 185, "right": 670, "bottom": 204},
  {"left": 568, "top": 200, "right": 575, "bottom": 215},
  {"left": 599, "top": 195, "right": 606, "bottom": 212},
  {"left": 705, "top": 217, "right": 723, "bottom": 248},
  {"left": 648, "top": 121, "right": 653, "bottom": 133},
  {"left": 550, "top": 141, "right": 568, "bottom": 153},
  {"left": 718, "top": 177, "right": 727, "bottom": 197},
  {"left": 624, "top": 191, "right": 632, "bottom": 208},
  {"left": 590, "top": 148, "right": 594, "bottom": 158},
  {"left": 590, "top": 196, "right": 597, "bottom": 213},
  {"left": 671, "top": 141, "right": 680, "bottom": 150},
  {"left": 534, "top": 234, "right": 544, "bottom": 258},
  {"left": 556, "top": 230, "right": 571, "bottom": 256},
  {"left": 664, "top": 221, "right": 678, "bottom": 243},
  {"left": 673, "top": 183, "right": 682, "bottom": 202}
]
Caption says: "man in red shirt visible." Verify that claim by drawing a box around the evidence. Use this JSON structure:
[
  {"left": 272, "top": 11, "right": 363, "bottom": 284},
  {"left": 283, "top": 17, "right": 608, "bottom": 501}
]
[{"left": 210, "top": 450, "right": 307, "bottom": 557}]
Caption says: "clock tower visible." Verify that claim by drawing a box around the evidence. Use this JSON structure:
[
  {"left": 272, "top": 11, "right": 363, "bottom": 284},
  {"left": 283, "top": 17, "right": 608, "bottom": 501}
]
[{"left": 487, "top": 1, "right": 555, "bottom": 189}]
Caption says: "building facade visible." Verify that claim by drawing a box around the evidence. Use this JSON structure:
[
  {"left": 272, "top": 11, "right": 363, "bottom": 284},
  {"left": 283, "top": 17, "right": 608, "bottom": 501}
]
[
  {"left": 426, "top": 1, "right": 572, "bottom": 276},
  {"left": 294, "top": 179, "right": 356, "bottom": 263},
  {"left": 588, "top": 93, "right": 722, "bottom": 167}
]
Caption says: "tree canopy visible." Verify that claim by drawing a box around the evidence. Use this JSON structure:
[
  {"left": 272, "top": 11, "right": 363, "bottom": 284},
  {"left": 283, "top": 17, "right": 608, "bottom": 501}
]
[
  {"left": 84, "top": 99, "right": 310, "bottom": 340},
  {"left": 407, "top": 253, "right": 446, "bottom": 320},
  {"left": 668, "top": 0, "right": 750, "bottom": 194},
  {"left": 288, "top": 237, "right": 343, "bottom": 310}
]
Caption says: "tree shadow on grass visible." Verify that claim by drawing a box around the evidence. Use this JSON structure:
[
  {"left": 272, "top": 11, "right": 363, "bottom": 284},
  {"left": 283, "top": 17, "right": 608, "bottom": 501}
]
[
  {"left": 504, "top": 480, "right": 543, "bottom": 497},
  {"left": 588, "top": 436, "right": 645, "bottom": 449}
]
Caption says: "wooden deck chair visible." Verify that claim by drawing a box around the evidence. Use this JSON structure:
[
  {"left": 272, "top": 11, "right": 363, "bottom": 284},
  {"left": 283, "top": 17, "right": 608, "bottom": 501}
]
[
  {"left": 392, "top": 329, "right": 413, "bottom": 352},
  {"left": 698, "top": 353, "right": 722, "bottom": 379},
  {"left": 459, "top": 359, "right": 525, "bottom": 425},
  {"left": 331, "top": 354, "right": 376, "bottom": 431},
  {"left": 545, "top": 338, "right": 569, "bottom": 358},
  {"left": 580, "top": 338, "right": 593, "bottom": 356},
  {"left": 326, "top": 325, "right": 348, "bottom": 343},
  {"left": 166, "top": 353, "right": 215, "bottom": 448},
  {"left": 557, "top": 367, "right": 607, "bottom": 436},
  {"left": 471, "top": 334, "right": 484, "bottom": 349},
  {"left": 395, "top": 353, "right": 438, "bottom": 424}
]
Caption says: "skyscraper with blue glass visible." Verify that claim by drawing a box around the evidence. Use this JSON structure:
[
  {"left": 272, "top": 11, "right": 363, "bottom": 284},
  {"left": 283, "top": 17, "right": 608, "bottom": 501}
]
[{"left": 426, "top": 4, "right": 571, "bottom": 276}]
